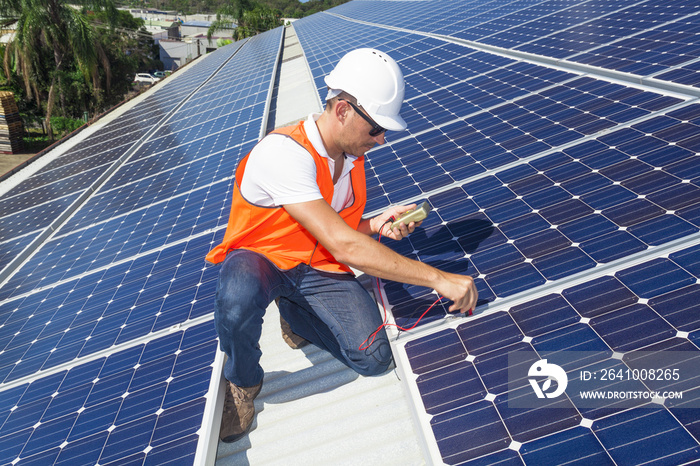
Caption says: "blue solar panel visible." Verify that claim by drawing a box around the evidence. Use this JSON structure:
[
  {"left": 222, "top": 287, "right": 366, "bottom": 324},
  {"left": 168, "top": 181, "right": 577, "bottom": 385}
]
[
  {"left": 397, "top": 244, "right": 700, "bottom": 464},
  {"left": 0, "top": 27, "right": 282, "bottom": 464},
  {"left": 329, "top": 0, "right": 700, "bottom": 90},
  {"left": 2, "top": 0, "right": 700, "bottom": 463},
  {"left": 0, "top": 193, "right": 81, "bottom": 240},
  {"left": 0, "top": 320, "right": 217, "bottom": 465},
  {"left": 369, "top": 112, "right": 700, "bottom": 317},
  {"left": 0, "top": 233, "right": 220, "bottom": 384},
  {"left": 294, "top": 3, "right": 700, "bottom": 464}
]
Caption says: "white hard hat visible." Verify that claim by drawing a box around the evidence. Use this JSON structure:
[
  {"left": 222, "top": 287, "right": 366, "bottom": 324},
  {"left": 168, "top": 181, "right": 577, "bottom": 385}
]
[{"left": 324, "top": 48, "right": 407, "bottom": 132}]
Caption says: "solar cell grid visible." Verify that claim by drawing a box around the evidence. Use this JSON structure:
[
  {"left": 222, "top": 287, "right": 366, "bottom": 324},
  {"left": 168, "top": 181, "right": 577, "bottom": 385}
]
[
  {"left": 149, "top": 84, "right": 267, "bottom": 141},
  {"left": 399, "top": 242, "right": 700, "bottom": 464},
  {"left": 332, "top": 0, "right": 468, "bottom": 32},
  {"left": 514, "top": 3, "right": 663, "bottom": 53},
  {"left": 0, "top": 193, "right": 81, "bottom": 244},
  {"left": 330, "top": 0, "right": 700, "bottom": 91},
  {"left": 370, "top": 99, "right": 700, "bottom": 329},
  {"left": 0, "top": 165, "right": 107, "bottom": 205},
  {"left": 0, "top": 29, "right": 283, "bottom": 463},
  {"left": 0, "top": 193, "right": 72, "bottom": 228},
  {"left": 0, "top": 320, "right": 217, "bottom": 466},
  {"left": 50, "top": 192, "right": 216, "bottom": 282},
  {"left": 58, "top": 91, "right": 260, "bottom": 226},
  {"left": 0, "top": 237, "right": 34, "bottom": 268},
  {"left": 60, "top": 152, "right": 242, "bottom": 239},
  {"left": 0, "top": 230, "right": 219, "bottom": 384},
  {"left": 562, "top": 10, "right": 700, "bottom": 77},
  {"left": 364, "top": 77, "right": 686, "bottom": 215},
  {"left": 36, "top": 141, "right": 137, "bottom": 177}
]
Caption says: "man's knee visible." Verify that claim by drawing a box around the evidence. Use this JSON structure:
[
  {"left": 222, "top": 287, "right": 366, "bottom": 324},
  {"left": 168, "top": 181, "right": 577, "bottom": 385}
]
[
  {"left": 216, "top": 251, "right": 272, "bottom": 311},
  {"left": 348, "top": 342, "right": 393, "bottom": 376},
  {"left": 216, "top": 278, "right": 261, "bottom": 312}
]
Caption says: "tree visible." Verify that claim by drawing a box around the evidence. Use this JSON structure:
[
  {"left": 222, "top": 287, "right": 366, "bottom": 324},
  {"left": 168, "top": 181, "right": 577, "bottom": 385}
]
[
  {"left": 207, "top": 0, "right": 282, "bottom": 42},
  {"left": 0, "top": 0, "right": 118, "bottom": 140},
  {"left": 91, "top": 10, "right": 160, "bottom": 97}
]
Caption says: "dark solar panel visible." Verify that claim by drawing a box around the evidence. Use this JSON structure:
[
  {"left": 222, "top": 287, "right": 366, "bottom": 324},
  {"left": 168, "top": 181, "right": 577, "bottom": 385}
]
[
  {"left": 295, "top": 3, "right": 700, "bottom": 464},
  {"left": 0, "top": 321, "right": 217, "bottom": 465},
  {"left": 2, "top": 0, "right": 700, "bottom": 463},
  {"left": 329, "top": 0, "right": 700, "bottom": 91},
  {"left": 399, "top": 244, "right": 700, "bottom": 464},
  {"left": 0, "top": 28, "right": 282, "bottom": 464}
]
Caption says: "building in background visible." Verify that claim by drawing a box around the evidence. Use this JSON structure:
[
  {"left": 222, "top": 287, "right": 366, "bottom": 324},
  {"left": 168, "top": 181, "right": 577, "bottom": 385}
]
[{"left": 123, "top": 9, "right": 235, "bottom": 71}]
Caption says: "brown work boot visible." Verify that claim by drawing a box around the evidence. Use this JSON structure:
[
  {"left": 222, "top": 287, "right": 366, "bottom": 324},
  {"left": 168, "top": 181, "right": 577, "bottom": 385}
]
[
  {"left": 219, "top": 380, "right": 263, "bottom": 443},
  {"left": 280, "top": 314, "right": 309, "bottom": 349}
]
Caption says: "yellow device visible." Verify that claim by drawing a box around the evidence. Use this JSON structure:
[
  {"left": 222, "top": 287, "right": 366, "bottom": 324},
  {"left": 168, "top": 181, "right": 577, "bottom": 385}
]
[{"left": 390, "top": 201, "right": 431, "bottom": 230}]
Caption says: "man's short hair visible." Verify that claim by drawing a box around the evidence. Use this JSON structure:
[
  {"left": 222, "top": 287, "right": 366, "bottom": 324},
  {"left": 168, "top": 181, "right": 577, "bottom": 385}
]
[{"left": 325, "top": 89, "right": 355, "bottom": 112}]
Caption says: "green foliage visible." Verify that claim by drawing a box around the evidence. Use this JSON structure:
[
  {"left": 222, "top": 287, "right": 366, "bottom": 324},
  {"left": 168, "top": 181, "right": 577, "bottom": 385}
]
[
  {"left": 22, "top": 134, "right": 51, "bottom": 153},
  {"left": 50, "top": 116, "right": 85, "bottom": 135},
  {"left": 115, "top": 0, "right": 350, "bottom": 20},
  {"left": 0, "top": 0, "right": 157, "bottom": 140},
  {"left": 208, "top": 0, "right": 282, "bottom": 41},
  {"left": 91, "top": 10, "right": 160, "bottom": 105},
  {"left": 238, "top": 3, "right": 282, "bottom": 36},
  {"left": 262, "top": 0, "right": 350, "bottom": 18},
  {"left": 204, "top": 0, "right": 349, "bottom": 42}
]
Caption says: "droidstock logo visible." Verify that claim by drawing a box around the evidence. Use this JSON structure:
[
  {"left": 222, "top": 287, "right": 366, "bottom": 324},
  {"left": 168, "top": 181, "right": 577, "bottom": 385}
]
[{"left": 528, "top": 359, "right": 568, "bottom": 399}]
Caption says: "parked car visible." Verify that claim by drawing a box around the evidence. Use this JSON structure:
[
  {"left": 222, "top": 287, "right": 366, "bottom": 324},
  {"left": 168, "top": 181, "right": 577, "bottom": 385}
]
[
  {"left": 153, "top": 71, "right": 167, "bottom": 79},
  {"left": 133, "top": 73, "right": 160, "bottom": 85}
]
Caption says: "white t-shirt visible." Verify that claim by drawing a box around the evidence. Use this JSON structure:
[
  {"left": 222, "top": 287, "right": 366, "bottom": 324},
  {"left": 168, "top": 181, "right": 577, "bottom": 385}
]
[{"left": 239, "top": 114, "right": 357, "bottom": 212}]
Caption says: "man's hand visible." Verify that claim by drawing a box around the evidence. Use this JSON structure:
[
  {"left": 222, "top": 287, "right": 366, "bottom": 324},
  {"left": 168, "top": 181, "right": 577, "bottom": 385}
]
[
  {"left": 434, "top": 272, "right": 478, "bottom": 314},
  {"left": 371, "top": 204, "right": 422, "bottom": 240}
]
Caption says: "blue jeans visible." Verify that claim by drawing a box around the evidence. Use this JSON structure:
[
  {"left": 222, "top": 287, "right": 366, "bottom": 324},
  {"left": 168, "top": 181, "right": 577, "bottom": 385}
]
[{"left": 214, "top": 249, "right": 392, "bottom": 387}]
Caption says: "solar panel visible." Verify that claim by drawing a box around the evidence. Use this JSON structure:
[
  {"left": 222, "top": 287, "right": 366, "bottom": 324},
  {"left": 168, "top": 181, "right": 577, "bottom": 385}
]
[
  {"left": 0, "top": 320, "right": 218, "bottom": 465},
  {"left": 2, "top": 0, "right": 700, "bottom": 463},
  {"left": 291, "top": 3, "right": 700, "bottom": 463},
  {"left": 329, "top": 0, "right": 700, "bottom": 91},
  {"left": 397, "top": 242, "right": 700, "bottom": 464},
  {"left": 0, "top": 27, "right": 283, "bottom": 464}
]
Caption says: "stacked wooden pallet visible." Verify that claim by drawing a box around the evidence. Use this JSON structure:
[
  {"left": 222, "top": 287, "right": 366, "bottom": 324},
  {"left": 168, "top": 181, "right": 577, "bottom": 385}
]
[{"left": 0, "top": 91, "right": 23, "bottom": 154}]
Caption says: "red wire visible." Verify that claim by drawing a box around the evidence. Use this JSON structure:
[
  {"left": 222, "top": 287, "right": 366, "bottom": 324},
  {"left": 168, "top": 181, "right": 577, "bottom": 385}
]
[{"left": 359, "top": 222, "right": 444, "bottom": 351}]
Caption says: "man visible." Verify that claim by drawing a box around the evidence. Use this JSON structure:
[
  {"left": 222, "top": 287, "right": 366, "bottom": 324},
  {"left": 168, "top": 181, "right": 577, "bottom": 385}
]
[{"left": 206, "top": 48, "right": 478, "bottom": 443}]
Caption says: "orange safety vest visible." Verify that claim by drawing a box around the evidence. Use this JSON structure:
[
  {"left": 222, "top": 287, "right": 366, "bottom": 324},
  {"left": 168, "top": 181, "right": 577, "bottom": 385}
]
[{"left": 206, "top": 121, "right": 367, "bottom": 273}]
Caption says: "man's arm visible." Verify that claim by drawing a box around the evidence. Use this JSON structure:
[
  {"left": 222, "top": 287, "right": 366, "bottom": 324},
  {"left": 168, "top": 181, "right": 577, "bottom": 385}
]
[{"left": 284, "top": 199, "right": 478, "bottom": 313}]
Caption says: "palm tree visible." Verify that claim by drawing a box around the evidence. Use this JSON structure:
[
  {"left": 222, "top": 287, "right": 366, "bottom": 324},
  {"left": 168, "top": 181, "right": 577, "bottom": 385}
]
[{"left": 0, "top": 0, "right": 117, "bottom": 140}]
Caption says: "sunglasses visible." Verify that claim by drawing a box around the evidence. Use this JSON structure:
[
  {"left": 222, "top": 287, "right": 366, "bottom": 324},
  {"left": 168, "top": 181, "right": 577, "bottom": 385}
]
[{"left": 339, "top": 99, "right": 387, "bottom": 137}]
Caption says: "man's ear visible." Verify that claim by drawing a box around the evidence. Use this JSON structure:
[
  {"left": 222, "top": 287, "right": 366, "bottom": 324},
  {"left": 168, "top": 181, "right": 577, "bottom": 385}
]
[{"left": 335, "top": 99, "right": 350, "bottom": 123}]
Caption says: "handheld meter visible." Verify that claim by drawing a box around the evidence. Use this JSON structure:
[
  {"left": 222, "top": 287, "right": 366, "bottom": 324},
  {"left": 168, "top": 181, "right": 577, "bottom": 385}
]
[{"left": 390, "top": 201, "right": 431, "bottom": 230}]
